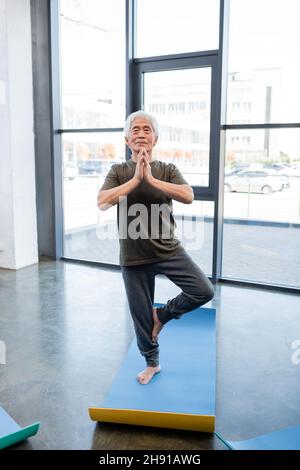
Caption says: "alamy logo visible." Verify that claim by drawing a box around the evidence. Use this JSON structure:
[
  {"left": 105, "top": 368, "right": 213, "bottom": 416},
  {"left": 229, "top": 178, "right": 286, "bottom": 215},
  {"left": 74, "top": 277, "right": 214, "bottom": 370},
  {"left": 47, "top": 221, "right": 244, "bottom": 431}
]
[
  {"left": 96, "top": 197, "right": 204, "bottom": 250},
  {"left": 0, "top": 339, "right": 6, "bottom": 365},
  {"left": 291, "top": 340, "right": 300, "bottom": 365}
]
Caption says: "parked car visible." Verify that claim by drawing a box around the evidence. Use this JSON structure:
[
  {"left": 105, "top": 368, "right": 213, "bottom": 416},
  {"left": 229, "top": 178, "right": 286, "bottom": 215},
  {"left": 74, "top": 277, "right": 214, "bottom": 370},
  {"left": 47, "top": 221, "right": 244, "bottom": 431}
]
[
  {"left": 262, "top": 164, "right": 290, "bottom": 188},
  {"left": 276, "top": 173, "right": 290, "bottom": 189},
  {"left": 225, "top": 168, "right": 244, "bottom": 177},
  {"left": 224, "top": 170, "right": 282, "bottom": 194},
  {"left": 64, "top": 162, "right": 78, "bottom": 180},
  {"left": 263, "top": 163, "right": 291, "bottom": 172}
]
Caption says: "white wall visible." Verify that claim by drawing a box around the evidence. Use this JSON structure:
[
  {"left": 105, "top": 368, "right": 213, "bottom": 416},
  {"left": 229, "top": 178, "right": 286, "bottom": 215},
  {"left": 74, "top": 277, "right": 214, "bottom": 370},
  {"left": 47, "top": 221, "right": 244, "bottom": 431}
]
[{"left": 0, "top": 0, "right": 38, "bottom": 269}]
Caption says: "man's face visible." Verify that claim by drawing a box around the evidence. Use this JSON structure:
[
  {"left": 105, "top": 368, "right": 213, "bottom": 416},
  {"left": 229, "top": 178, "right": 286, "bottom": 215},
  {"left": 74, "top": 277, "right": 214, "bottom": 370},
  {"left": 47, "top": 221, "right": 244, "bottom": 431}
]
[{"left": 125, "top": 117, "right": 158, "bottom": 155}]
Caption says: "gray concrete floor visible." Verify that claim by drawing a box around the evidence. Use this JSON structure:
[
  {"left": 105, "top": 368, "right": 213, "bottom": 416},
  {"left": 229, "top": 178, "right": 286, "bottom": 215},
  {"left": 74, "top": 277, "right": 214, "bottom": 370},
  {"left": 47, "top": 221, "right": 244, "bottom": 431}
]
[{"left": 0, "top": 260, "right": 299, "bottom": 450}]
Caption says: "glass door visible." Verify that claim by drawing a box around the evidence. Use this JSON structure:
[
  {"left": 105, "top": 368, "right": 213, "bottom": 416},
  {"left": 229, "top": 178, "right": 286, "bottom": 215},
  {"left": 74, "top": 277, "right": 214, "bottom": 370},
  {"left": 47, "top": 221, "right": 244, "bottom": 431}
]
[
  {"left": 143, "top": 67, "right": 212, "bottom": 187},
  {"left": 135, "top": 58, "right": 218, "bottom": 276}
]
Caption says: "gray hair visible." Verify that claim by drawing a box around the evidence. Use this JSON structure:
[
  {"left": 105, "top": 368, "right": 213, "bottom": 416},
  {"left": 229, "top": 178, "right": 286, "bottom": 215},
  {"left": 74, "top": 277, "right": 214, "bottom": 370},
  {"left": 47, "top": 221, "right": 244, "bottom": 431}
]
[{"left": 124, "top": 110, "right": 159, "bottom": 139}]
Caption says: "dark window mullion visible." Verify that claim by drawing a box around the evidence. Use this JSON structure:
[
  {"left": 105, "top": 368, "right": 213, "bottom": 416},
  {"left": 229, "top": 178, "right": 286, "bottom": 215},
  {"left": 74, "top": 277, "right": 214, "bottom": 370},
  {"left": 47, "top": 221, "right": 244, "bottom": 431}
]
[
  {"left": 223, "top": 123, "right": 300, "bottom": 130},
  {"left": 57, "top": 128, "right": 124, "bottom": 134}
]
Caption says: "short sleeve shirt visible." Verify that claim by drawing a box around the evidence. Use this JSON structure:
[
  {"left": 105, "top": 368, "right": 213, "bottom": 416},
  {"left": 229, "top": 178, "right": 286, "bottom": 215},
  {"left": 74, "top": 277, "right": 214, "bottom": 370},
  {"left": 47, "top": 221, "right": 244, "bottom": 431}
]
[{"left": 100, "top": 159, "right": 188, "bottom": 266}]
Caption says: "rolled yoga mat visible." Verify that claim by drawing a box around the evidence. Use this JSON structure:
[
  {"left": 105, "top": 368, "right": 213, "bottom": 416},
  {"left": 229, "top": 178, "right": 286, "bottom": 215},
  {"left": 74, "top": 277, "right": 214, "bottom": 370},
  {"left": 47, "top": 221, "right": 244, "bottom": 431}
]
[{"left": 89, "top": 305, "right": 216, "bottom": 432}]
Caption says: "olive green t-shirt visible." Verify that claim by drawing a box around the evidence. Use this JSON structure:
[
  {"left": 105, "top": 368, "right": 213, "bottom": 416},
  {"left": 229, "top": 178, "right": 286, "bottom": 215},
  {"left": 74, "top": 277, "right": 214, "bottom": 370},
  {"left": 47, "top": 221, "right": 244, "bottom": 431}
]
[{"left": 100, "top": 159, "right": 188, "bottom": 266}]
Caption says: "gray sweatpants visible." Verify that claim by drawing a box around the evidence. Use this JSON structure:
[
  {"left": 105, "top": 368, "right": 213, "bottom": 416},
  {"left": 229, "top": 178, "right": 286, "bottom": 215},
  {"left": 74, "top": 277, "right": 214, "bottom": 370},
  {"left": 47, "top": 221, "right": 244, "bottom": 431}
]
[{"left": 121, "top": 245, "right": 214, "bottom": 367}]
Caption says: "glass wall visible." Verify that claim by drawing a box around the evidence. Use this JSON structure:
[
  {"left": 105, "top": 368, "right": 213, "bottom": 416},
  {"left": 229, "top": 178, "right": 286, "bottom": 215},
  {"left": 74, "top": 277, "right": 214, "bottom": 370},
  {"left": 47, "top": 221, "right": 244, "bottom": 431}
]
[
  {"left": 136, "top": 0, "right": 219, "bottom": 57},
  {"left": 56, "top": 0, "right": 300, "bottom": 288},
  {"left": 222, "top": 0, "right": 300, "bottom": 287},
  {"left": 60, "top": 0, "right": 125, "bottom": 263},
  {"left": 62, "top": 132, "right": 124, "bottom": 263},
  {"left": 223, "top": 129, "right": 300, "bottom": 287},
  {"left": 60, "top": 0, "right": 125, "bottom": 128},
  {"left": 59, "top": 0, "right": 218, "bottom": 274},
  {"left": 227, "top": 0, "right": 300, "bottom": 124}
]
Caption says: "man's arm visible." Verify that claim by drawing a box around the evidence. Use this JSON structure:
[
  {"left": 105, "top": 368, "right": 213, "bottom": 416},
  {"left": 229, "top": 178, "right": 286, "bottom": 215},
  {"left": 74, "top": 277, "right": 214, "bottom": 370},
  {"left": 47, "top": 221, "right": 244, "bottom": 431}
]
[
  {"left": 150, "top": 179, "right": 194, "bottom": 204},
  {"left": 97, "top": 178, "right": 140, "bottom": 210},
  {"left": 98, "top": 154, "right": 144, "bottom": 210},
  {"left": 141, "top": 156, "right": 194, "bottom": 204}
]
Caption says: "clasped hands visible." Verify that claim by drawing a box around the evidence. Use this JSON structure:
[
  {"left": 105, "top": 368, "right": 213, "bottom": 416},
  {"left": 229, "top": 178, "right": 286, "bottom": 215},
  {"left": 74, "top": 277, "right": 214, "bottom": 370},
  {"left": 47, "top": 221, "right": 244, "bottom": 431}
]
[{"left": 133, "top": 148, "right": 155, "bottom": 185}]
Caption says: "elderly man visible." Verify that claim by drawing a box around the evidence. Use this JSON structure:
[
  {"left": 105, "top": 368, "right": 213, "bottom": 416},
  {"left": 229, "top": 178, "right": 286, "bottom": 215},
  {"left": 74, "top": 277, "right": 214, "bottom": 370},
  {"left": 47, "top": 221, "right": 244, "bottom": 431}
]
[{"left": 98, "top": 111, "right": 214, "bottom": 385}]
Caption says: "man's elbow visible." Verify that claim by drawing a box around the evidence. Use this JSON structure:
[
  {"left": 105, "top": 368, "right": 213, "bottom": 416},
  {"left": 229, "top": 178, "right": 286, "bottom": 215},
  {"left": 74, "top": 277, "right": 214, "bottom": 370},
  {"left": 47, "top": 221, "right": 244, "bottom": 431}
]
[
  {"left": 97, "top": 198, "right": 115, "bottom": 211},
  {"left": 98, "top": 199, "right": 114, "bottom": 211},
  {"left": 184, "top": 187, "right": 194, "bottom": 204},
  {"left": 98, "top": 203, "right": 109, "bottom": 211},
  {"left": 97, "top": 194, "right": 109, "bottom": 211}
]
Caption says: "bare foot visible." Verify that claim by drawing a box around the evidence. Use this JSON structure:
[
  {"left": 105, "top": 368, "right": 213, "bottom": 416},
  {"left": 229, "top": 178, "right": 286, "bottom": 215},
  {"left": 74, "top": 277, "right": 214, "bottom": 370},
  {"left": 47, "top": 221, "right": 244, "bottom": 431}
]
[
  {"left": 152, "top": 307, "right": 164, "bottom": 342},
  {"left": 136, "top": 365, "right": 161, "bottom": 385}
]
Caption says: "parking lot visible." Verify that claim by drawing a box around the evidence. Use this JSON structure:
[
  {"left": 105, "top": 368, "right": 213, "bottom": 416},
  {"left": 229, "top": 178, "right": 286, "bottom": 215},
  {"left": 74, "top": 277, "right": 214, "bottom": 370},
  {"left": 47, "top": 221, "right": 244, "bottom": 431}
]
[{"left": 63, "top": 174, "right": 300, "bottom": 231}]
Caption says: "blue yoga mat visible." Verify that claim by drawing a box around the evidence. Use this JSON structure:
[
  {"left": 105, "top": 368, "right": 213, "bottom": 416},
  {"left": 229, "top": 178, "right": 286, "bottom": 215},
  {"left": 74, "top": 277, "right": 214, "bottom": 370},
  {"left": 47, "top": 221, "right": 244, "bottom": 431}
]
[
  {"left": 0, "top": 407, "right": 20, "bottom": 437},
  {"left": 222, "top": 425, "right": 300, "bottom": 450},
  {"left": 89, "top": 306, "right": 216, "bottom": 432},
  {"left": 0, "top": 406, "right": 40, "bottom": 450}
]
